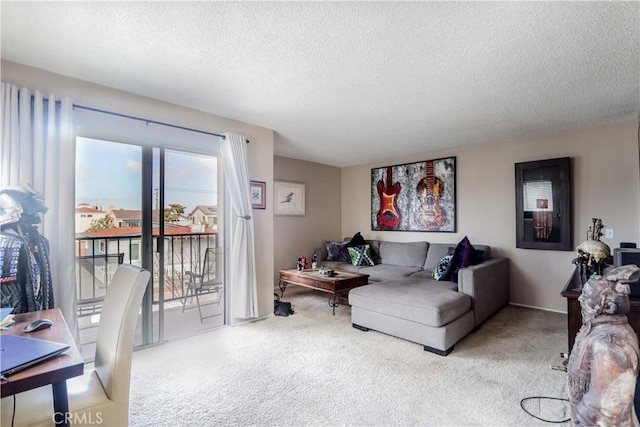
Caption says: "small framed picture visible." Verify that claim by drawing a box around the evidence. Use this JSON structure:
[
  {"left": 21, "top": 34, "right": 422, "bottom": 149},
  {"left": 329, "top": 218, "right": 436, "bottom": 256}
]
[
  {"left": 250, "top": 181, "right": 266, "bottom": 209},
  {"left": 274, "top": 181, "right": 305, "bottom": 216}
]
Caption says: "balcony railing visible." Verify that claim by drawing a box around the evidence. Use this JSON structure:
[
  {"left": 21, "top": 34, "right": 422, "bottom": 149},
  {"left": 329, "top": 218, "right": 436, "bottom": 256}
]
[
  {"left": 74, "top": 232, "right": 220, "bottom": 316},
  {"left": 74, "top": 232, "right": 222, "bottom": 360}
]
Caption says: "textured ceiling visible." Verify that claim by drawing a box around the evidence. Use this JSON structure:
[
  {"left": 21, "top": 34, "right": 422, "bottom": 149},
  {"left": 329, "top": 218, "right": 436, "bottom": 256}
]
[{"left": 2, "top": 2, "right": 639, "bottom": 167}]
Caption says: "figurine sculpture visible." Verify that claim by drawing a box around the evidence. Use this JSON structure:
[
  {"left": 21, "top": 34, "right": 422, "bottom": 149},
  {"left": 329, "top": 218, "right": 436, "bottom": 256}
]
[
  {"left": 567, "top": 264, "right": 640, "bottom": 426},
  {"left": 574, "top": 218, "right": 611, "bottom": 283},
  {"left": 0, "top": 186, "right": 54, "bottom": 313}
]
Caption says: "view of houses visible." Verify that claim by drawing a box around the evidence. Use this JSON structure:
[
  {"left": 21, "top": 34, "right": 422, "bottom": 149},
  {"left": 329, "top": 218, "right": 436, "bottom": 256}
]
[
  {"left": 74, "top": 202, "right": 219, "bottom": 306},
  {"left": 75, "top": 202, "right": 218, "bottom": 235}
]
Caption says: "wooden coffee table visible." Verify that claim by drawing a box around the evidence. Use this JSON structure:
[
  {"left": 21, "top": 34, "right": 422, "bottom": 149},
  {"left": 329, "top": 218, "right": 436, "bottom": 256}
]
[{"left": 278, "top": 268, "right": 369, "bottom": 315}]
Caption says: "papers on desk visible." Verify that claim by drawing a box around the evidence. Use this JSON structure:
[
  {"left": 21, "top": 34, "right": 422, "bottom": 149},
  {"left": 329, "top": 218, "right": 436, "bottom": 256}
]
[{"left": 0, "top": 307, "right": 15, "bottom": 328}]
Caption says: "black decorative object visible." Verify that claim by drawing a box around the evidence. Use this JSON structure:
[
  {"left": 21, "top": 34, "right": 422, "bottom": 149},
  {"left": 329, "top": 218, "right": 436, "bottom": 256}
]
[
  {"left": 0, "top": 186, "right": 54, "bottom": 313},
  {"left": 515, "top": 157, "right": 572, "bottom": 250},
  {"left": 574, "top": 218, "right": 611, "bottom": 284}
]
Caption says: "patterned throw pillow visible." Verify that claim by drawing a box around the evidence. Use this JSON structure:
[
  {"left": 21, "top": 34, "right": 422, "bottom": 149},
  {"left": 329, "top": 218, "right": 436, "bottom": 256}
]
[
  {"left": 432, "top": 254, "right": 453, "bottom": 281},
  {"left": 324, "top": 240, "right": 345, "bottom": 261},
  {"left": 347, "top": 245, "right": 375, "bottom": 266}
]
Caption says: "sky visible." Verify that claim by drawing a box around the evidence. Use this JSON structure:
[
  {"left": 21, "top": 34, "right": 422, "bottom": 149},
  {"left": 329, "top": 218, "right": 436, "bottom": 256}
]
[{"left": 76, "top": 137, "right": 218, "bottom": 213}]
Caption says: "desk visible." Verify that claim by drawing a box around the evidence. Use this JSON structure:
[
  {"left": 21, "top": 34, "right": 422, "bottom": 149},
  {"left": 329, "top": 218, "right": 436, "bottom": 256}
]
[
  {"left": 1, "top": 308, "right": 84, "bottom": 426},
  {"left": 561, "top": 268, "right": 640, "bottom": 352}
]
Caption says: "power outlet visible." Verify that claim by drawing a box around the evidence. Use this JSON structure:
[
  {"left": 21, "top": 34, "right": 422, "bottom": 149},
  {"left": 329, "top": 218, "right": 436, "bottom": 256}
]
[{"left": 604, "top": 228, "right": 614, "bottom": 239}]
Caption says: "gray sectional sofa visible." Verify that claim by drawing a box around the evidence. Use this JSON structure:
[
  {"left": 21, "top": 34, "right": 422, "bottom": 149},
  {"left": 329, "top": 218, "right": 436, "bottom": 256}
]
[{"left": 314, "top": 239, "right": 510, "bottom": 355}]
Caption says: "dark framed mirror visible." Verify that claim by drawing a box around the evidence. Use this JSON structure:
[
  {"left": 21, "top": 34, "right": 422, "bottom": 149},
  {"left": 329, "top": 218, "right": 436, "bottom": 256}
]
[{"left": 515, "top": 157, "right": 571, "bottom": 250}]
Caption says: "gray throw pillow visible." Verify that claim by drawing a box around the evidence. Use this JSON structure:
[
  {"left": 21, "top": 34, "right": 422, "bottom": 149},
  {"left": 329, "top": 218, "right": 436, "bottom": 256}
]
[{"left": 323, "top": 240, "right": 344, "bottom": 261}]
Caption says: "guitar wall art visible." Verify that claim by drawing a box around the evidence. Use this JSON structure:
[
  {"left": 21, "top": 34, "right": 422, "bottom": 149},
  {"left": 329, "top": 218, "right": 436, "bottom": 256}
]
[{"left": 371, "top": 157, "right": 456, "bottom": 232}]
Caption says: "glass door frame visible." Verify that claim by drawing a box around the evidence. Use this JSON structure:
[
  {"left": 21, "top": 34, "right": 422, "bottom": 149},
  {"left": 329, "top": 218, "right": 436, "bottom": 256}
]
[
  {"left": 141, "top": 145, "right": 157, "bottom": 344},
  {"left": 75, "top": 135, "right": 224, "bottom": 351}
]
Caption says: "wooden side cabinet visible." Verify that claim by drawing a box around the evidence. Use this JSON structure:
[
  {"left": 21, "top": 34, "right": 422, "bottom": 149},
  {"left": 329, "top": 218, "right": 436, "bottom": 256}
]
[{"left": 561, "top": 267, "right": 640, "bottom": 352}]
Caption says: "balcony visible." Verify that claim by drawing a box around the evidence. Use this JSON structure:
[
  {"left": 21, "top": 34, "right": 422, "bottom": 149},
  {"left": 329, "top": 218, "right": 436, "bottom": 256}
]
[{"left": 75, "top": 232, "right": 224, "bottom": 360}]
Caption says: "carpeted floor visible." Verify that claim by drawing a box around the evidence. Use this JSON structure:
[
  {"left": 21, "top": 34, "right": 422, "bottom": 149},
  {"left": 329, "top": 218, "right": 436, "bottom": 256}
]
[{"left": 129, "top": 291, "right": 570, "bottom": 426}]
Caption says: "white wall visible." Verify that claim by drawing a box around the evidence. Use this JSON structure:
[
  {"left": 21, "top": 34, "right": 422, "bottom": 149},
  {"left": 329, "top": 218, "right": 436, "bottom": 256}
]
[
  {"left": 341, "top": 119, "right": 640, "bottom": 312},
  {"left": 2, "top": 60, "right": 276, "bottom": 319},
  {"left": 7, "top": 58, "right": 637, "bottom": 314},
  {"left": 273, "top": 156, "right": 342, "bottom": 286}
]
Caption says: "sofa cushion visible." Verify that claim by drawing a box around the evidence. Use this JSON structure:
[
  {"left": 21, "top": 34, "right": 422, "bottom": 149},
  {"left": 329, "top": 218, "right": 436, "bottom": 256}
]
[
  {"left": 423, "top": 243, "right": 454, "bottom": 271},
  {"left": 320, "top": 260, "right": 362, "bottom": 272},
  {"left": 358, "top": 264, "right": 423, "bottom": 282},
  {"left": 409, "top": 270, "right": 458, "bottom": 290},
  {"left": 347, "top": 245, "right": 374, "bottom": 266},
  {"left": 348, "top": 278, "right": 471, "bottom": 327},
  {"left": 379, "top": 241, "right": 429, "bottom": 268}
]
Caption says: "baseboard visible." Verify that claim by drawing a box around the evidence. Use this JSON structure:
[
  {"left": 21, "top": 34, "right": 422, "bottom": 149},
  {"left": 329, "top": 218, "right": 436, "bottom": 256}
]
[{"left": 509, "top": 302, "right": 567, "bottom": 315}]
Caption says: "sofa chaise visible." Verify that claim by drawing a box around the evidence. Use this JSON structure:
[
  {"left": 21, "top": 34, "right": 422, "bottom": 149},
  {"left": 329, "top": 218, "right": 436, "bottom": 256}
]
[{"left": 313, "top": 237, "right": 510, "bottom": 355}]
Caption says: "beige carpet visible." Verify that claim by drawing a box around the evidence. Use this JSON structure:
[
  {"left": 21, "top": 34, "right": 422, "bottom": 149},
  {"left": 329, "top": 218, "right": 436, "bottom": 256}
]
[{"left": 129, "top": 291, "right": 570, "bottom": 426}]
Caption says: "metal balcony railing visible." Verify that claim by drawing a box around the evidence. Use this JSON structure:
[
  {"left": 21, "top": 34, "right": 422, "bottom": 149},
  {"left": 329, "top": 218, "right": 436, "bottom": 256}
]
[
  {"left": 74, "top": 232, "right": 222, "bottom": 360},
  {"left": 74, "top": 232, "right": 220, "bottom": 318}
]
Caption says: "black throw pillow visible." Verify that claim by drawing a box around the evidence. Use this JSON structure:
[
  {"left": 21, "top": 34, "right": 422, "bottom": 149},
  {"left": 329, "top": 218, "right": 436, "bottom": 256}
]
[{"left": 347, "top": 232, "right": 367, "bottom": 247}]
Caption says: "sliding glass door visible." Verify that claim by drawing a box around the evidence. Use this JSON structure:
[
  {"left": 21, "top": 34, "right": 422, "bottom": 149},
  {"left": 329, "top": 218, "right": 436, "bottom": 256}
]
[
  {"left": 154, "top": 148, "right": 224, "bottom": 341},
  {"left": 75, "top": 137, "right": 223, "bottom": 359}
]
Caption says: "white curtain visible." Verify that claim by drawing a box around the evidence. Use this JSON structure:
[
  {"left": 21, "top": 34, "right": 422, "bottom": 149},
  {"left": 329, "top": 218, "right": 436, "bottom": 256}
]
[
  {"left": 221, "top": 132, "right": 259, "bottom": 320},
  {"left": 1, "top": 82, "right": 78, "bottom": 339}
]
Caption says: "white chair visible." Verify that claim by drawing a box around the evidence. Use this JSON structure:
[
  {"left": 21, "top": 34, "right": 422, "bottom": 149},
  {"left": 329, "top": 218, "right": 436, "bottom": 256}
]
[{"left": 1, "top": 264, "right": 150, "bottom": 426}]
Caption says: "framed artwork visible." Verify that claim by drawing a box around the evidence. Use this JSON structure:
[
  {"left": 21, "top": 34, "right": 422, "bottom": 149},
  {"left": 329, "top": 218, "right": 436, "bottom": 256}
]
[
  {"left": 274, "top": 181, "right": 305, "bottom": 216},
  {"left": 371, "top": 156, "right": 456, "bottom": 232},
  {"left": 250, "top": 181, "right": 266, "bottom": 209},
  {"left": 515, "top": 157, "right": 571, "bottom": 250}
]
